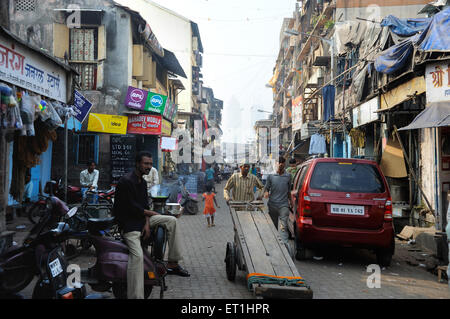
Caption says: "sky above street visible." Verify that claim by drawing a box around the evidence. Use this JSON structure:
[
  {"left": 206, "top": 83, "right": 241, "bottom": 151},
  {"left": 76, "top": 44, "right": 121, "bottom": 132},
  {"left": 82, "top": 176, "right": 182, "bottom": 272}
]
[{"left": 121, "top": 0, "right": 298, "bottom": 143}]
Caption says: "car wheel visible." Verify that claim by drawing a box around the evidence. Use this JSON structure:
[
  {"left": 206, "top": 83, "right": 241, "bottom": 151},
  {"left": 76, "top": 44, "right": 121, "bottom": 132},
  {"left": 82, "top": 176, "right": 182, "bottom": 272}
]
[
  {"left": 376, "top": 238, "right": 395, "bottom": 267},
  {"left": 294, "top": 226, "right": 307, "bottom": 261}
]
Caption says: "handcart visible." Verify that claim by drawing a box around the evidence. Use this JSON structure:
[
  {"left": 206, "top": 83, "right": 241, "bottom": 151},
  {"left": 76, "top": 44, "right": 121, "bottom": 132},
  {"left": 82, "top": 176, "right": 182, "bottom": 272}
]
[{"left": 225, "top": 201, "right": 313, "bottom": 299}]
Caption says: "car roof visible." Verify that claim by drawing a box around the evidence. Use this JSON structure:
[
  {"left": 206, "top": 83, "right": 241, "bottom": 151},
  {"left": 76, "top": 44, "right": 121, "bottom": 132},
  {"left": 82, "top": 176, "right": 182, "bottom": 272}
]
[{"left": 303, "top": 157, "right": 378, "bottom": 166}]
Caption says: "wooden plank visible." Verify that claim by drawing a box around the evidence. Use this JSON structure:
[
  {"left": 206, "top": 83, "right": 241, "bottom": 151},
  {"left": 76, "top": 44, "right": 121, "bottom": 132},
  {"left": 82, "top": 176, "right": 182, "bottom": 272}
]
[
  {"left": 251, "top": 211, "right": 294, "bottom": 277},
  {"left": 237, "top": 211, "right": 274, "bottom": 275},
  {"left": 230, "top": 208, "right": 255, "bottom": 274},
  {"left": 98, "top": 25, "right": 106, "bottom": 61},
  {"left": 260, "top": 211, "right": 302, "bottom": 277},
  {"left": 132, "top": 45, "right": 144, "bottom": 77},
  {"left": 254, "top": 284, "right": 313, "bottom": 299},
  {"left": 53, "top": 23, "right": 69, "bottom": 59}
]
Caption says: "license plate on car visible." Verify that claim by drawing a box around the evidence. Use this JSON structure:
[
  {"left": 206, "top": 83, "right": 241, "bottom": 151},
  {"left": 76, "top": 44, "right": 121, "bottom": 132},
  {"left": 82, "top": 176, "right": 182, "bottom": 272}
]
[
  {"left": 49, "top": 258, "right": 63, "bottom": 278},
  {"left": 330, "top": 204, "right": 365, "bottom": 216}
]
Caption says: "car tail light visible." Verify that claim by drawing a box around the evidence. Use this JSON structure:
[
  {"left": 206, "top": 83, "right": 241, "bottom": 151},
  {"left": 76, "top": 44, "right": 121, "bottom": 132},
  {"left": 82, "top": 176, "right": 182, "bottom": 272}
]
[
  {"left": 384, "top": 198, "right": 393, "bottom": 221},
  {"left": 61, "top": 292, "right": 74, "bottom": 299},
  {"left": 300, "top": 193, "right": 312, "bottom": 217}
]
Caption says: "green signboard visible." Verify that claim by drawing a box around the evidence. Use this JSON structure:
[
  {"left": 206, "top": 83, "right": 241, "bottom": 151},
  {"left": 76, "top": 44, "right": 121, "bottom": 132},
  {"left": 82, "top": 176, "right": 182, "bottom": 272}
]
[{"left": 145, "top": 92, "right": 168, "bottom": 114}]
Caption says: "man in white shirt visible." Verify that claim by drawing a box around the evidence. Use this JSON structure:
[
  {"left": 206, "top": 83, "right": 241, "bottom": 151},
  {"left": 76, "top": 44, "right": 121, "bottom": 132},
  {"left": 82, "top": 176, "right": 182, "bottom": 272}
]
[
  {"left": 143, "top": 165, "right": 159, "bottom": 195},
  {"left": 80, "top": 161, "right": 99, "bottom": 202}
]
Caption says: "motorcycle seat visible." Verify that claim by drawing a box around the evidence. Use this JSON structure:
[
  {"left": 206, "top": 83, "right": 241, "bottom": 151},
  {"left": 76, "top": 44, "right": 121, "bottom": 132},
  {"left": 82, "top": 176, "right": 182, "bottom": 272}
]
[{"left": 87, "top": 217, "right": 116, "bottom": 234}]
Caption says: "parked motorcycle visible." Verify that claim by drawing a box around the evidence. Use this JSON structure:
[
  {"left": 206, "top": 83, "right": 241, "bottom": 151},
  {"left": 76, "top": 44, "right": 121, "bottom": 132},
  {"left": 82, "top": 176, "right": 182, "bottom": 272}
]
[
  {"left": 54, "top": 178, "right": 82, "bottom": 205},
  {"left": 70, "top": 216, "right": 168, "bottom": 299},
  {"left": 178, "top": 179, "right": 199, "bottom": 215},
  {"left": 0, "top": 192, "right": 91, "bottom": 299}
]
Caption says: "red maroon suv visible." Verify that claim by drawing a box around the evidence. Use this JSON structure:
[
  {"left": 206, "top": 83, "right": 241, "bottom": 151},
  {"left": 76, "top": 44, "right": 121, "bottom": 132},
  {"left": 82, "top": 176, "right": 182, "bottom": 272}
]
[{"left": 288, "top": 158, "right": 395, "bottom": 266}]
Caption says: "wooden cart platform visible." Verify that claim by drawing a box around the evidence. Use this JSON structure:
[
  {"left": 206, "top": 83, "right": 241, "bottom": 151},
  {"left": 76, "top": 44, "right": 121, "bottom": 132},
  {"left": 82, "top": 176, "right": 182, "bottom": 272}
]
[{"left": 225, "top": 202, "right": 313, "bottom": 299}]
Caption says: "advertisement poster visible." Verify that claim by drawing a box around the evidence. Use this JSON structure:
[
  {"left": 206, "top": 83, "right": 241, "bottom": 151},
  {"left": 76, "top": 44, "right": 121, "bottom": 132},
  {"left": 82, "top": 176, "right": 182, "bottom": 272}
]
[
  {"left": 127, "top": 114, "right": 162, "bottom": 135},
  {"left": 72, "top": 90, "right": 93, "bottom": 123},
  {"left": 87, "top": 113, "right": 128, "bottom": 134},
  {"left": 161, "top": 119, "right": 172, "bottom": 136},
  {"left": 124, "top": 86, "right": 148, "bottom": 110}
]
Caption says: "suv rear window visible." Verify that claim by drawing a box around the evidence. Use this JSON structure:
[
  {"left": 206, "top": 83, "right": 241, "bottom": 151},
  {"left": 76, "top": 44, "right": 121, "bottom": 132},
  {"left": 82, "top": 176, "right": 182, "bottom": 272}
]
[{"left": 310, "top": 162, "right": 386, "bottom": 193}]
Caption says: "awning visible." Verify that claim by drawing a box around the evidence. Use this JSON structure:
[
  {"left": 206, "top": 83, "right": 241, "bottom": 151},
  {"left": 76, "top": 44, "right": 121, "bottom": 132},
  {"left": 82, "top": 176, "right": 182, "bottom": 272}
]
[
  {"left": 160, "top": 49, "right": 187, "bottom": 78},
  {"left": 398, "top": 102, "right": 450, "bottom": 130}
]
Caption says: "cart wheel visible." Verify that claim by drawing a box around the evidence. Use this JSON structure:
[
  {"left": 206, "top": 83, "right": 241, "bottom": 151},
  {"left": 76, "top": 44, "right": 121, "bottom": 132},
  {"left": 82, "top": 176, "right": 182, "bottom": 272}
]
[{"left": 225, "top": 242, "right": 237, "bottom": 281}]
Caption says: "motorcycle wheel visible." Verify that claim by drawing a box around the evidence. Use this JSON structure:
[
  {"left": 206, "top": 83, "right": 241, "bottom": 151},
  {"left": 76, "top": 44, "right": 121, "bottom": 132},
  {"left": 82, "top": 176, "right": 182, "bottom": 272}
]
[
  {"left": 112, "top": 283, "right": 153, "bottom": 299},
  {"left": 152, "top": 226, "right": 167, "bottom": 261},
  {"left": 185, "top": 200, "right": 198, "bottom": 215},
  {"left": 27, "top": 202, "right": 45, "bottom": 224},
  {"left": 0, "top": 268, "right": 34, "bottom": 294}
]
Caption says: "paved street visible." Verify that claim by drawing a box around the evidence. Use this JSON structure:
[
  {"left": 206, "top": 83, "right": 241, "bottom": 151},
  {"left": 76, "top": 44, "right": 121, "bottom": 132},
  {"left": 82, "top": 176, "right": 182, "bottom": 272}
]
[{"left": 7, "top": 181, "right": 450, "bottom": 299}]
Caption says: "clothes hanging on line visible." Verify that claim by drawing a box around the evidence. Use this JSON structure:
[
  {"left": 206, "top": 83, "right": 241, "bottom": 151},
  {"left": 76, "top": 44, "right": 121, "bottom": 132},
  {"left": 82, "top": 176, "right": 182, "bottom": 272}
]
[{"left": 309, "top": 133, "right": 327, "bottom": 155}]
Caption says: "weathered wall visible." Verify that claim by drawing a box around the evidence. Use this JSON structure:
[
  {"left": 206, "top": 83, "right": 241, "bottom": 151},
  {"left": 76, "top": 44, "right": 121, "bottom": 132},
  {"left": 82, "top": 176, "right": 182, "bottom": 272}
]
[{"left": 8, "top": 0, "right": 137, "bottom": 186}]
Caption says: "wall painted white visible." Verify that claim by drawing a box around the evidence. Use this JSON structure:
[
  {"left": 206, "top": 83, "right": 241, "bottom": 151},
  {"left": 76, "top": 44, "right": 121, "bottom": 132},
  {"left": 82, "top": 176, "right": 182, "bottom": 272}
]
[{"left": 116, "top": 0, "right": 194, "bottom": 112}]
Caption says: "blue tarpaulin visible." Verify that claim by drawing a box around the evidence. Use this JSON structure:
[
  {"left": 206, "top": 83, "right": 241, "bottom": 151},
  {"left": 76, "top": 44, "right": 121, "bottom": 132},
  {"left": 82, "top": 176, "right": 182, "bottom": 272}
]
[
  {"left": 381, "top": 15, "right": 431, "bottom": 36},
  {"left": 375, "top": 7, "right": 450, "bottom": 74},
  {"left": 416, "top": 7, "right": 450, "bottom": 52},
  {"left": 374, "top": 35, "right": 418, "bottom": 74}
]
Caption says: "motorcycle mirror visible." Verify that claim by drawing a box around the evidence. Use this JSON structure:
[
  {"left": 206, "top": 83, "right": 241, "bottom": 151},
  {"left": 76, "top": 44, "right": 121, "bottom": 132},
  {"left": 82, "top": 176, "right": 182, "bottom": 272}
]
[{"left": 67, "top": 207, "right": 78, "bottom": 218}]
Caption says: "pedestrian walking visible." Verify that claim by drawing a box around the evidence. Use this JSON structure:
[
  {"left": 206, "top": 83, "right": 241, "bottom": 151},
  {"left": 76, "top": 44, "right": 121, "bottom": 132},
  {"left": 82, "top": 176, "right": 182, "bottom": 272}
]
[
  {"left": 286, "top": 158, "right": 299, "bottom": 179},
  {"left": 205, "top": 165, "right": 216, "bottom": 192},
  {"left": 264, "top": 157, "right": 293, "bottom": 255},
  {"left": 202, "top": 184, "right": 220, "bottom": 227}
]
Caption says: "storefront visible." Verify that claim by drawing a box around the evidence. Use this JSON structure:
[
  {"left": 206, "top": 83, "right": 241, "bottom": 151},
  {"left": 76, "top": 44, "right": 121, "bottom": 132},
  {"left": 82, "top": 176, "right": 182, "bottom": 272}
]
[
  {"left": 0, "top": 26, "right": 75, "bottom": 252},
  {"left": 398, "top": 60, "right": 450, "bottom": 231}
]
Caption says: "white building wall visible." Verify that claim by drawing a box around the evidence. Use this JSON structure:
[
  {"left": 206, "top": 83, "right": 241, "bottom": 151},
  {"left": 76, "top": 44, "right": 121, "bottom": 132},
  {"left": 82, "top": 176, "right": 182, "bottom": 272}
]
[{"left": 116, "top": 0, "right": 193, "bottom": 112}]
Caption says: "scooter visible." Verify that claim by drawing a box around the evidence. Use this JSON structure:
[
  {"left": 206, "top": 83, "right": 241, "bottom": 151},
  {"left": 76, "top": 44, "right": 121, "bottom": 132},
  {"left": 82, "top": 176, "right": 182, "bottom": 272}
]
[
  {"left": 178, "top": 179, "right": 198, "bottom": 215},
  {"left": 0, "top": 192, "right": 92, "bottom": 299},
  {"left": 72, "top": 216, "right": 168, "bottom": 299}
]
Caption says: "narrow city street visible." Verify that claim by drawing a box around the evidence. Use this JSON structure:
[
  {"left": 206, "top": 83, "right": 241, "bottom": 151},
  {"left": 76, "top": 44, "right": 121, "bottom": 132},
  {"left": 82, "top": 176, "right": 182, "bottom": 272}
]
[{"left": 7, "top": 181, "right": 450, "bottom": 299}]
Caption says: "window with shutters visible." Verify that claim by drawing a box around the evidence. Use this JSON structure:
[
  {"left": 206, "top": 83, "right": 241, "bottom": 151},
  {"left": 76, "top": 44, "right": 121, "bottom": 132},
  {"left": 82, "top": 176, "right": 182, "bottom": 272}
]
[{"left": 53, "top": 21, "right": 106, "bottom": 91}]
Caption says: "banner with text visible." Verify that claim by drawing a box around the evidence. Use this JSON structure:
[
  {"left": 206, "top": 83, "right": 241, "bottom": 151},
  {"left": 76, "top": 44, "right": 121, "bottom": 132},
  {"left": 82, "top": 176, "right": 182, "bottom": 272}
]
[
  {"left": 87, "top": 113, "right": 128, "bottom": 134},
  {"left": 127, "top": 114, "right": 162, "bottom": 135}
]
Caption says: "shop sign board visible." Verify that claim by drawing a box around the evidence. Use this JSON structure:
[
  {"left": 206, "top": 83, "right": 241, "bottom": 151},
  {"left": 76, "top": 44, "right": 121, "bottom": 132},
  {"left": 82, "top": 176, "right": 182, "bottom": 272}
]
[
  {"left": 72, "top": 90, "right": 93, "bottom": 123},
  {"left": 381, "top": 76, "right": 425, "bottom": 110},
  {"left": 426, "top": 61, "right": 450, "bottom": 103},
  {"left": 0, "top": 34, "right": 68, "bottom": 103},
  {"left": 146, "top": 91, "right": 168, "bottom": 114},
  {"left": 161, "top": 136, "right": 177, "bottom": 152},
  {"left": 127, "top": 114, "right": 162, "bottom": 135},
  {"left": 124, "top": 85, "right": 168, "bottom": 115},
  {"left": 161, "top": 119, "right": 172, "bottom": 136},
  {"left": 124, "top": 86, "right": 148, "bottom": 110},
  {"left": 352, "top": 97, "right": 379, "bottom": 128},
  {"left": 87, "top": 113, "right": 128, "bottom": 134}
]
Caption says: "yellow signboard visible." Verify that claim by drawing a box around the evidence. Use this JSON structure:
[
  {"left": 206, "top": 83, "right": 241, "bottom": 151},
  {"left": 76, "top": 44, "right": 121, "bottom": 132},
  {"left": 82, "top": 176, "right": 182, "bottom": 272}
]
[
  {"left": 87, "top": 113, "right": 128, "bottom": 134},
  {"left": 381, "top": 76, "right": 426, "bottom": 110},
  {"left": 161, "top": 119, "right": 172, "bottom": 137}
]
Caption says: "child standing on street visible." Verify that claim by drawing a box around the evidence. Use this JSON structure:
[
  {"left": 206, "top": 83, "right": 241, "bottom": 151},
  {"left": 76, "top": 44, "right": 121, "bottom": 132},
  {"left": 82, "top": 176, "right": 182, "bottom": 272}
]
[{"left": 202, "top": 184, "right": 220, "bottom": 227}]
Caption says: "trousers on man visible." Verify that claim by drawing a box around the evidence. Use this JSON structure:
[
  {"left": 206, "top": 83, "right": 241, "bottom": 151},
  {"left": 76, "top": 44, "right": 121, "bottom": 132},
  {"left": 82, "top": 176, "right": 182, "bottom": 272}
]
[{"left": 123, "top": 215, "right": 183, "bottom": 299}]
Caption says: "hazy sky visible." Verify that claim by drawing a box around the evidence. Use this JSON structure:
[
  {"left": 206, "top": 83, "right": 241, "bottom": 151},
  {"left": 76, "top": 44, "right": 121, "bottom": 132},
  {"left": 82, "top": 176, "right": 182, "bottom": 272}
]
[{"left": 137, "top": 0, "right": 298, "bottom": 143}]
